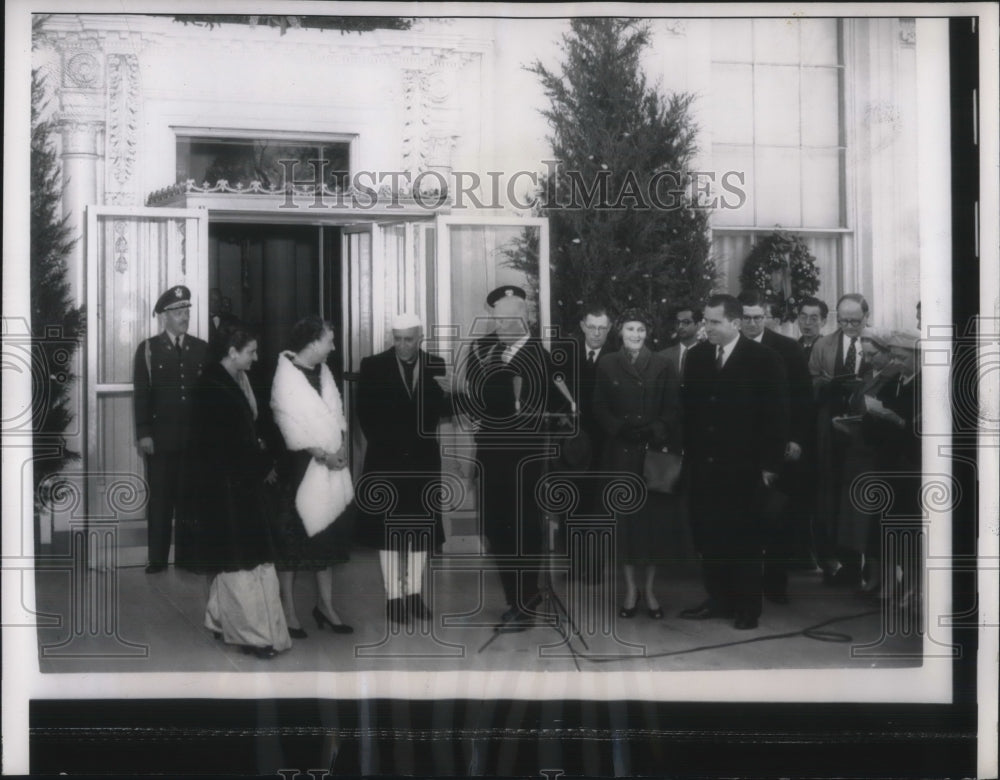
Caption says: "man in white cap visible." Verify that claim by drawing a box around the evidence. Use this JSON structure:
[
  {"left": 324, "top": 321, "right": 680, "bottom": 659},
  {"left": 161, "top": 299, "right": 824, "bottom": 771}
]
[
  {"left": 356, "top": 313, "right": 448, "bottom": 625},
  {"left": 133, "top": 284, "right": 208, "bottom": 573}
]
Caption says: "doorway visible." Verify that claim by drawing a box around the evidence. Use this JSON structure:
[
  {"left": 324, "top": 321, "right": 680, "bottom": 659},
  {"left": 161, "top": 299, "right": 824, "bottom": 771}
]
[{"left": 207, "top": 222, "right": 344, "bottom": 398}]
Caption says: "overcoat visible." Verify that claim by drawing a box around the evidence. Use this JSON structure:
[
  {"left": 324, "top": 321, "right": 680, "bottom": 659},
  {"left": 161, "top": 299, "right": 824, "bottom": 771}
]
[
  {"left": 190, "top": 361, "right": 275, "bottom": 573},
  {"left": 355, "top": 347, "right": 448, "bottom": 551}
]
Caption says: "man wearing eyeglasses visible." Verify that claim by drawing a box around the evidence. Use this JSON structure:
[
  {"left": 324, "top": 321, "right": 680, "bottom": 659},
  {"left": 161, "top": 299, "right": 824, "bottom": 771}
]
[
  {"left": 808, "top": 293, "right": 870, "bottom": 586},
  {"left": 660, "top": 304, "right": 702, "bottom": 380}
]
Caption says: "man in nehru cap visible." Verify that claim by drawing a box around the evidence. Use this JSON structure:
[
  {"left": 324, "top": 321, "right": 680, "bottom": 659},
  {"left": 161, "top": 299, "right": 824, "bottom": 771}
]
[
  {"left": 356, "top": 313, "right": 449, "bottom": 625},
  {"left": 438, "top": 285, "right": 567, "bottom": 631},
  {"left": 133, "top": 285, "right": 208, "bottom": 573}
]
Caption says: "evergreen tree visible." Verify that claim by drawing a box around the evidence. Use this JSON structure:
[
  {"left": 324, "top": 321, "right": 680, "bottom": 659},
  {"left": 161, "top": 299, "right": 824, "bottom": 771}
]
[
  {"left": 528, "top": 18, "right": 715, "bottom": 344},
  {"left": 31, "top": 68, "right": 85, "bottom": 504}
]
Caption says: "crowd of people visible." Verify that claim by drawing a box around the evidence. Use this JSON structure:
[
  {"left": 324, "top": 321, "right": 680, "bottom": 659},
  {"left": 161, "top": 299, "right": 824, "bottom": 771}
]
[{"left": 132, "top": 281, "right": 922, "bottom": 658}]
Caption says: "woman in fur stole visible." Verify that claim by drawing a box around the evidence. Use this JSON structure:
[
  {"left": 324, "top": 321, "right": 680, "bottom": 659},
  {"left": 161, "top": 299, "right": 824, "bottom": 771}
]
[{"left": 270, "top": 315, "right": 355, "bottom": 635}]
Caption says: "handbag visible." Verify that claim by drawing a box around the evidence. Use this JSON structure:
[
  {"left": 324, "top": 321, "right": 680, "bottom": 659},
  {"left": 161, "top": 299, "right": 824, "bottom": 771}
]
[{"left": 642, "top": 447, "right": 683, "bottom": 494}]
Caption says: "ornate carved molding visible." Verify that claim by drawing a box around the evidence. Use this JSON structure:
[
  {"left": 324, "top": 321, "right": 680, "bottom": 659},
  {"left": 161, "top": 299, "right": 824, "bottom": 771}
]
[
  {"left": 899, "top": 18, "right": 916, "bottom": 47},
  {"left": 107, "top": 53, "right": 140, "bottom": 185},
  {"left": 55, "top": 119, "right": 103, "bottom": 155},
  {"left": 64, "top": 51, "right": 101, "bottom": 88}
]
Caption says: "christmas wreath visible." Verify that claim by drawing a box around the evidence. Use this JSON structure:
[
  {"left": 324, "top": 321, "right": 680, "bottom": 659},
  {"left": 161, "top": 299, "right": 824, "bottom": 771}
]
[{"left": 739, "top": 230, "right": 820, "bottom": 322}]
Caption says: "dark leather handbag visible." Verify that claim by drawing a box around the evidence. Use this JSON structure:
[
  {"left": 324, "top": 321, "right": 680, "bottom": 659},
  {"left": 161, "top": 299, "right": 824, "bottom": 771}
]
[{"left": 642, "top": 447, "right": 683, "bottom": 494}]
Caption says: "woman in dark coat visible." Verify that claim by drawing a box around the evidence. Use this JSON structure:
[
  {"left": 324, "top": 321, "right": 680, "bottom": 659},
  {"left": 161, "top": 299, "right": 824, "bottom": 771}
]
[
  {"left": 592, "top": 308, "right": 682, "bottom": 619},
  {"left": 192, "top": 324, "right": 291, "bottom": 659}
]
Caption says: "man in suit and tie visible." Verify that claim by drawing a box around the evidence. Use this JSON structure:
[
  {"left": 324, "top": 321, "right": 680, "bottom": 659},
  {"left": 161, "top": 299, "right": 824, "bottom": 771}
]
[
  {"left": 808, "top": 293, "right": 870, "bottom": 585},
  {"left": 575, "top": 304, "right": 615, "bottom": 465},
  {"left": 133, "top": 284, "right": 209, "bottom": 573},
  {"left": 440, "top": 285, "right": 565, "bottom": 630},
  {"left": 659, "top": 304, "right": 702, "bottom": 380},
  {"left": 356, "top": 313, "right": 448, "bottom": 624},
  {"left": 738, "top": 291, "right": 813, "bottom": 603},
  {"left": 679, "top": 294, "right": 788, "bottom": 630},
  {"left": 796, "top": 296, "right": 829, "bottom": 362}
]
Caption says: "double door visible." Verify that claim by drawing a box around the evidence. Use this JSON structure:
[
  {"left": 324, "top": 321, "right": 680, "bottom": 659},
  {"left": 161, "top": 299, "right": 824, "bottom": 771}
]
[{"left": 83, "top": 207, "right": 548, "bottom": 563}]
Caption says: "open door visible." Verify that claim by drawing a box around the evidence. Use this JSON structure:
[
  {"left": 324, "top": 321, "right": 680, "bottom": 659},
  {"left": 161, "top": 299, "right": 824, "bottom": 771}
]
[
  {"left": 84, "top": 206, "right": 208, "bottom": 567},
  {"left": 434, "top": 215, "right": 551, "bottom": 344}
]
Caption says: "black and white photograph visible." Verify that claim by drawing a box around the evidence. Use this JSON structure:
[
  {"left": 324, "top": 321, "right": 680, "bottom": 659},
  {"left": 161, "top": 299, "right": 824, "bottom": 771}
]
[{"left": 2, "top": 1, "right": 997, "bottom": 776}]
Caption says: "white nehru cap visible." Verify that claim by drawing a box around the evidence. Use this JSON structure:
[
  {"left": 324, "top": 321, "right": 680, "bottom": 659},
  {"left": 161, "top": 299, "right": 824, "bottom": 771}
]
[{"left": 391, "top": 312, "right": 423, "bottom": 331}]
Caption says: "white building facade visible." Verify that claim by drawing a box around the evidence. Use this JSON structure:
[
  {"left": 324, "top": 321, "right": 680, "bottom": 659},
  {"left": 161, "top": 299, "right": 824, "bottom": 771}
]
[{"left": 29, "top": 13, "right": 937, "bottom": 559}]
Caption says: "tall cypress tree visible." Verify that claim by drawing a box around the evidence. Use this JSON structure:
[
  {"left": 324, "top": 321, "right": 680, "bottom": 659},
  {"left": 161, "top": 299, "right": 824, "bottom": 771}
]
[
  {"left": 31, "top": 68, "right": 85, "bottom": 504},
  {"left": 528, "top": 18, "right": 715, "bottom": 343}
]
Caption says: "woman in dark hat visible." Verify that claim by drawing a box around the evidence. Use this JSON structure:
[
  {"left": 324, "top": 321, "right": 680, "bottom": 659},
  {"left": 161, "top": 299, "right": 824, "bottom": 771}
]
[{"left": 592, "top": 308, "right": 682, "bottom": 619}]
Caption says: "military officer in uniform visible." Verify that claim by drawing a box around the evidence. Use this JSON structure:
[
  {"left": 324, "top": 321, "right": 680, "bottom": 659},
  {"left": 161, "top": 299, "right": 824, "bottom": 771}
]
[
  {"left": 439, "top": 285, "right": 567, "bottom": 631},
  {"left": 133, "top": 284, "right": 209, "bottom": 573}
]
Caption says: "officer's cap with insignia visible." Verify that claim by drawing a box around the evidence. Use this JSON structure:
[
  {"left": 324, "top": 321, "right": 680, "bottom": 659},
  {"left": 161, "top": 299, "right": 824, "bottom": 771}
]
[
  {"left": 485, "top": 285, "right": 527, "bottom": 307},
  {"left": 153, "top": 285, "right": 192, "bottom": 316}
]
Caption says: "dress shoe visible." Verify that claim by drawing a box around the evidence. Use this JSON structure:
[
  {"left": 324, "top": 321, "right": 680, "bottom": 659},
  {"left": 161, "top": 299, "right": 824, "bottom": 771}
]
[
  {"left": 764, "top": 591, "right": 790, "bottom": 605},
  {"left": 145, "top": 563, "right": 166, "bottom": 574},
  {"left": 407, "top": 594, "right": 432, "bottom": 621},
  {"left": 241, "top": 644, "right": 278, "bottom": 659},
  {"left": 288, "top": 627, "right": 308, "bottom": 639},
  {"left": 386, "top": 597, "right": 407, "bottom": 624},
  {"left": 619, "top": 591, "right": 641, "bottom": 619},
  {"left": 312, "top": 605, "right": 354, "bottom": 634},
  {"left": 679, "top": 601, "right": 732, "bottom": 620},
  {"left": 733, "top": 614, "right": 759, "bottom": 630},
  {"left": 647, "top": 606, "right": 665, "bottom": 620}
]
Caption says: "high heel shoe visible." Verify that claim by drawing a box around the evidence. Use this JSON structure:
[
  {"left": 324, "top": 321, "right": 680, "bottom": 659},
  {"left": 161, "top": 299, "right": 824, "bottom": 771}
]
[
  {"left": 312, "top": 605, "right": 354, "bottom": 634},
  {"left": 619, "top": 591, "right": 642, "bottom": 619},
  {"left": 288, "top": 627, "right": 308, "bottom": 639},
  {"left": 647, "top": 605, "right": 664, "bottom": 619},
  {"left": 240, "top": 645, "right": 278, "bottom": 659}
]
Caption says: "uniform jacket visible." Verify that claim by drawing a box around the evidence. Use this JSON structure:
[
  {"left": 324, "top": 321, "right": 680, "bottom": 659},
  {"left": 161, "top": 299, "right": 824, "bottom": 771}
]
[
  {"left": 592, "top": 347, "right": 682, "bottom": 473},
  {"left": 133, "top": 331, "right": 208, "bottom": 453},
  {"left": 191, "top": 362, "right": 274, "bottom": 573},
  {"left": 760, "top": 328, "right": 813, "bottom": 446},
  {"left": 463, "top": 334, "right": 566, "bottom": 441},
  {"left": 682, "top": 336, "right": 789, "bottom": 476}
]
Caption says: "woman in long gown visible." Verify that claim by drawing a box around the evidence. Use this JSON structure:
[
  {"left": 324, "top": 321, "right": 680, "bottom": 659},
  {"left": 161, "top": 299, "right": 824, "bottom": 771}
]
[
  {"left": 592, "top": 308, "right": 682, "bottom": 619},
  {"left": 270, "top": 315, "right": 355, "bottom": 635},
  {"left": 193, "top": 324, "right": 291, "bottom": 659}
]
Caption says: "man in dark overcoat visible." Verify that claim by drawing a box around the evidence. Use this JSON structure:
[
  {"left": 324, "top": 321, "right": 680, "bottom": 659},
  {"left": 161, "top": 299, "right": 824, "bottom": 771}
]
[
  {"left": 441, "top": 286, "right": 565, "bottom": 631},
  {"left": 680, "top": 294, "right": 789, "bottom": 630},
  {"left": 738, "top": 290, "right": 814, "bottom": 603},
  {"left": 356, "top": 313, "right": 448, "bottom": 624},
  {"left": 133, "top": 284, "right": 209, "bottom": 573}
]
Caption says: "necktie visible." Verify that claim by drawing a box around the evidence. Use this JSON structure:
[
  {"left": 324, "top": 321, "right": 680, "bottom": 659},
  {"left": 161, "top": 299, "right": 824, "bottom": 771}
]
[
  {"left": 845, "top": 337, "right": 858, "bottom": 376},
  {"left": 401, "top": 359, "right": 416, "bottom": 396},
  {"left": 679, "top": 347, "right": 687, "bottom": 376},
  {"left": 715, "top": 345, "right": 724, "bottom": 371},
  {"left": 175, "top": 335, "right": 183, "bottom": 363},
  {"left": 588, "top": 350, "right": 596, "bottom": 364}
]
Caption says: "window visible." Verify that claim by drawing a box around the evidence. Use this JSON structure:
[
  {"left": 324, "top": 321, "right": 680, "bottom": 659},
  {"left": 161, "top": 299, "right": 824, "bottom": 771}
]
[
  {"left": 709, "top": 19, "right": 847, "bottom": 303},
  {"left": 176, "top": 134, "right": 351, "bottom": 190}
]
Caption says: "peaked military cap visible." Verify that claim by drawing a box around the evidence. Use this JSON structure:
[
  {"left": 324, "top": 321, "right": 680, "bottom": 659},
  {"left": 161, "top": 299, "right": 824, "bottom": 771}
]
[
  {"left": 153, "top": 285, "right": 192, "bottom": 316},
  {"left": 485, "top": 285, "right": 527, "bottom": 307}
]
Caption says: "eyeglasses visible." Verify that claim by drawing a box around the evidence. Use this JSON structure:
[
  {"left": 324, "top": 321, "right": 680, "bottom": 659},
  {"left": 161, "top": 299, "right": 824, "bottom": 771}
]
[
  {"left": 798, "top": 314, "right": 822, "bottom": 323},
  {"left": 837, "top": 318, "right": 864, "bottom": 326},
  {"left": 742, "top": 315, "right": 766, "bottom": 323}
]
